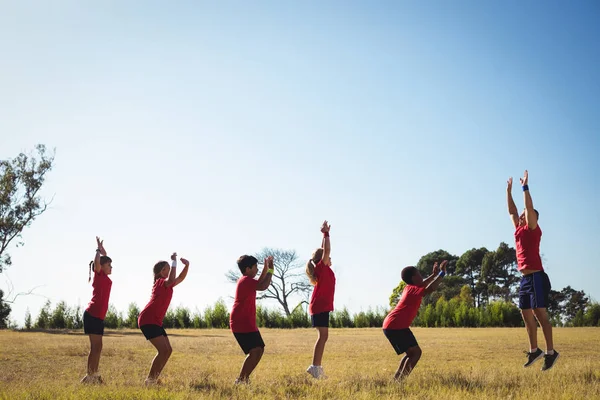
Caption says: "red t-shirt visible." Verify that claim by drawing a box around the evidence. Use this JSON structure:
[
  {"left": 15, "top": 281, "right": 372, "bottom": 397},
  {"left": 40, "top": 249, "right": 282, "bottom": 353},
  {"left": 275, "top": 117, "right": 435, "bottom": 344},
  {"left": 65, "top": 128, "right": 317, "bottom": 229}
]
[
  {"left": 86, "top": 270, "right": 113, "bottom": 320},
  {"left": 382, "top": 285, "right": 426, "bottom": 330},
  {"left": 309, "top": 260, "right": 336, "bottom": 315},
  {"left": 230, "top": 276, "right": 258, "bottom": 333},
  {"left": 138, "top": 278, "right": 174, "bottom": 327},
  {"left": 515, "top": 224, "right": 544, "bottom": 272}
]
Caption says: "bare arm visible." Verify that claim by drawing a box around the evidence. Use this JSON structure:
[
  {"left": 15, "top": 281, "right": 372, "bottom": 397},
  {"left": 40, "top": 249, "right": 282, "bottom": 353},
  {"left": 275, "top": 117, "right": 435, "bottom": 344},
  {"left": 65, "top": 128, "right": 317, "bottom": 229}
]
[
  {"left": 506, "top": 178, "right": 519, "bottom": 229},
  {"left": 257, "top": 256, "right": 274, "bottom": 291},
  {"left": 321, "top": 220, "right": 331, "bottom": 266},
  {"left": 521, "top": 170, "right": 538, "bottom": 230},
  {"left": 422, "top": 260, "right": 448, "bottom": 296},
  {"left": 93, "top": 237, "right": 106, "bottom": 273},
  {"left": 164, "top": 253, "right": 178, "bottom": 287},
  {"left": 422, "top": 262, "right": 440, "bottom": 286},
  {"left": 172, "top": 258, "right": 190, "bottom": 288}
]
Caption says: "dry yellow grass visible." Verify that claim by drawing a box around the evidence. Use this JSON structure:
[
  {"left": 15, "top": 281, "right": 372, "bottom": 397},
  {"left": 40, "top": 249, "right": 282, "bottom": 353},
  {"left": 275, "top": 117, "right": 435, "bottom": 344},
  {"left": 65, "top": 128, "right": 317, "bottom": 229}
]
[{"left": 1, "top": 328, "right": 599, "bottom": 399}]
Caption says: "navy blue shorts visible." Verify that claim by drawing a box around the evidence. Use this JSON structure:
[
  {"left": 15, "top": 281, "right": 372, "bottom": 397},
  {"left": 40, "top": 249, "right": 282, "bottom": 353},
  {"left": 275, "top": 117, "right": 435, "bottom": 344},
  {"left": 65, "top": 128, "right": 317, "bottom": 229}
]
[
  {"left": 311, "top": 312, "right": 330, "bottom": 328},
  {"left": 383, "top": 329, "right": 419, "bottom": 355},
  {"left": 140, "top": 324, "right": 168, "bottom": 340},
  {"left": 83, "top": 311, "right": 105, "bottom": 336},
  {"left": 519, "top": 271, "right": 551, "bottom": 310},
  {"left": 233, "top": 331, "right": 265, "bottom": 354}
]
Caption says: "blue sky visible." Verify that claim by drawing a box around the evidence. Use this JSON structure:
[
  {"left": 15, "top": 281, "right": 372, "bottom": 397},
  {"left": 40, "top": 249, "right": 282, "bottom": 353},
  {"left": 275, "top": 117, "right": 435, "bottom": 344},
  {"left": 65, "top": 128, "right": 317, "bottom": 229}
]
[{"left": 1, "top": 1, "right": 599, "bottom": 325}]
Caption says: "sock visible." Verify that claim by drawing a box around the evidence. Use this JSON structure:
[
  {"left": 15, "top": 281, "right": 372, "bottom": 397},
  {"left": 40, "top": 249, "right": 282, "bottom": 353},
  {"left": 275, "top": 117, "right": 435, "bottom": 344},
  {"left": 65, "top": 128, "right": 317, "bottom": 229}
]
[
  {"left": 546, "top": 349, "right": 554, "bottom": 356},
  {"left": 530, "top": 347, "right": 538, "bottom": 353}
]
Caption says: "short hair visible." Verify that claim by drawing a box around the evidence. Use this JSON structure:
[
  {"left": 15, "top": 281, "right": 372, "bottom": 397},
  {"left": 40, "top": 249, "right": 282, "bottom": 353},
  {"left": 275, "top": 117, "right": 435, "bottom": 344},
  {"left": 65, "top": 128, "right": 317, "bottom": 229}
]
[
  {"left": 401, "top": 266, "right": 418, "bottom": 285},
  {"left": 237, "top": 255, "right": 258, "bottom": 274}
]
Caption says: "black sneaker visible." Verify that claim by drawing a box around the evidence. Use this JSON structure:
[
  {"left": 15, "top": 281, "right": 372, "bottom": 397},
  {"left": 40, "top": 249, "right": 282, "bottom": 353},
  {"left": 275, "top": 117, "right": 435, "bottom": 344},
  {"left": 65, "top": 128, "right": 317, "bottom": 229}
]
[
  {"left": 541, "top": 351, "right": 560, "bottom": 371},
  {"left": 523, "top": 348, "right": 544, "bottom": 367}
]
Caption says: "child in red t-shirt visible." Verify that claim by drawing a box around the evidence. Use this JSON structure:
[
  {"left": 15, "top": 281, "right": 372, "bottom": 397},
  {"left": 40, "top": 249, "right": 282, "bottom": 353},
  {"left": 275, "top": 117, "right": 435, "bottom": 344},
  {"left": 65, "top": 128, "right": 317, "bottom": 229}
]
[
  {"left": 138, "top": 252, "right": 190, "bottom": 385},
  {"left": 230, "top": 255, "right": 274, "bottom": 384},
  {"left": 305, "top": 220, "right": 335, "bottom": 379},
  {"left": 382, "top": 260, "right": 448, "bottom": 381},
  {"left": 81, "top": 237, "right": 113, "bottom": 384}
]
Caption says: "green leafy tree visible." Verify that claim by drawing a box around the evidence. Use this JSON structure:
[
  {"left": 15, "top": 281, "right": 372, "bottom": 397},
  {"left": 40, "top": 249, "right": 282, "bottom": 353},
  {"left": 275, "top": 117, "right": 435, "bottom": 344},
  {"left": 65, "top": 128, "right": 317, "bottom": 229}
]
[
  {"left": 103, "top": 304, "right": 122, "bottom": 329},
  {"left": 481, "top": 242, "right": 519, "bottom": 303},
  {"left": 0, "top": 289, "right": 11, "bottom": 328},
  {"left": 50, "top": 301, "right": 68, "bottom": 329},
  {"left": 35, "top": 300, "right": 51, "bottom": 329},
  {"left": 456, "top": 248, "right": 489, "bottom": 307},
  {"left": 24, "top": 308, "right": 32, "bottom": 330},
  {"left": 0, "top": 145, "right": 55, "bottom": 324},
  {"left": 125, "top": 303, "right": 140, "bottom": 329},
  {"left": 0, "top": 144, "right": 55, "bottom": 272}
]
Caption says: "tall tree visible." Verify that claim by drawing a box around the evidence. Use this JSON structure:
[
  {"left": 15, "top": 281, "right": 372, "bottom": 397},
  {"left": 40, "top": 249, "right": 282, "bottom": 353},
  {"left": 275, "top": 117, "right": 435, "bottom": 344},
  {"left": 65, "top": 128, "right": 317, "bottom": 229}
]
[
  {"left": 481, "top": 242, "right": 519, "bottom": 303},
  {"left": 0, "top": 144, "right": 55, "bottom": 272},
  {"left": 388, "top": 250, "right": 463, "bottom": 308},
  {"left": 455, "top": 248, "right": 489, "bottom": 307},
  {"left": 226, "top": 248, "right": 312, "bottom": 316}
]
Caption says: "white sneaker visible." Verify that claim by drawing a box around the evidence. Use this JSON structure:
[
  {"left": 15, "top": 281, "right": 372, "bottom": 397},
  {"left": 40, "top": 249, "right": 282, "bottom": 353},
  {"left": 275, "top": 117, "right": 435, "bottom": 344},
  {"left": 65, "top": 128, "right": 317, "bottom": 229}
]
[
  {"left": 317, "top": 366, "right": 327, "bottom": 379},
  {"left": 306, "top": 365, "right": 319, "bottom": 378},
  {"left": 234, "top": 378, "right": 250, "bottom": 385},
  {"left": 81, "top": 374, "right": 103, "bottom": 384},
  {"left": 306, "top": 365, "right": 327, "bottom": 379},
  {"left": 144, "top": 378, "right": 159, "bottom": 386}
]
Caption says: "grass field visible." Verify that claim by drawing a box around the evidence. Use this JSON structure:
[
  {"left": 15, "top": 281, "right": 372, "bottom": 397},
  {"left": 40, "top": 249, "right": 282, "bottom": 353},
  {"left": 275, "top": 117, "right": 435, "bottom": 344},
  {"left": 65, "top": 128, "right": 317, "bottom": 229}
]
[{"left": 1, "top": 328, "right": 599, "bottom": 399}]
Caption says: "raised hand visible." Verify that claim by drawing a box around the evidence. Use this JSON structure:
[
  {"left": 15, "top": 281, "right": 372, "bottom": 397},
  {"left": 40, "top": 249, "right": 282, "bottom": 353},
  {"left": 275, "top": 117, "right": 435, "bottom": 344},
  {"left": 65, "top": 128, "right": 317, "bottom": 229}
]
[
  {"left": 432, "top": 262, "right": 439, "bottom": 275},
  {"left": 519, "top": 170, "right": 529, "bottom": 186},
  {"left": 321, "top": 220, "right": 331, "bottom": 233},
  {"left": 171, "top": 252, "right": 177, "bottom": 261},
  {"left": 180, "top": 258, "right": 190, "bottom": 266},
  {"left": 507, "top": 177, "right": 513, "bottom": 192},
  {"left": 267, "top": 256, "right": 274, "bottom": 269},
  {"left": 96, "top": 237, "right": 107, "bottom": 256},
  {"left": 440, "top": 260, "right": 448, "bottom": 272}
]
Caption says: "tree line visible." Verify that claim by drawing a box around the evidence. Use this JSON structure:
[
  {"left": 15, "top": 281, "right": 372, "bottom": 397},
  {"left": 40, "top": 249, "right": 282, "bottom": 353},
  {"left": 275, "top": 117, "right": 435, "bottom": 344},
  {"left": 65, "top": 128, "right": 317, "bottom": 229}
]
[{"left": 20, "top": 295, "right": 600, "bottom": 331}]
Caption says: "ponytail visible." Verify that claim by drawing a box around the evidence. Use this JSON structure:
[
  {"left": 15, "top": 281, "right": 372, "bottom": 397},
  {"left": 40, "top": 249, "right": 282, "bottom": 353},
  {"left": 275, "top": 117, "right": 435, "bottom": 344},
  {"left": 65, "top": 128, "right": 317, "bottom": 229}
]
[
  {"left": 306, "top": 259, "right": 318, "bottom": 285},
  {"left": 88, "top": 261, "right": 94, "bottom": 283},
  {"left": 306, "top": 248, "right": 323, "bottom": 285}
]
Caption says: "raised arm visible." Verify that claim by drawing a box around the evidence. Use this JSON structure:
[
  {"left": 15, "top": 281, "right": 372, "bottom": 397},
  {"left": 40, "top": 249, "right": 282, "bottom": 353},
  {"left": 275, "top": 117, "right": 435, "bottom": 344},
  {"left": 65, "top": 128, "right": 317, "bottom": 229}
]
[
  {"left": 506, "top": 178, "right": 519, "bottom": 229},
  {"left": 257, "top": 256, "right": 274, "bottom": 291},
  {"left": 321, "top": 220, "right": 331, "bottom": 266},
  {"left": 422, "top": 262, "right": 440, "bottom": 286},
  {"left": 422, "top": 260, "right": 448, "bottom": 296},
  {"left": 164, "top": 252, "right": 178, "bottom": 287},
  {"left": 172, "top": 258, "right": 190, "bottom": 288},
  {"left": 520, "top": 170, "right": 538, "bottom": 230},
  {"left": 93, "top": 236, "right": 106, "bottom": 273}
]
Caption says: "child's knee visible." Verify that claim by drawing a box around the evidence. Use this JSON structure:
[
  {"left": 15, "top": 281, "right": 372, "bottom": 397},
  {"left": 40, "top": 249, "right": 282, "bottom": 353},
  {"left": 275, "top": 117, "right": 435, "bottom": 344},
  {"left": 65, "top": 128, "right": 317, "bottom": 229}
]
[
  {"left": 408, "top": 346, "right": 422, "bottom": 360},
  {"left": 318, "top": 328, "right": 329, "bottom": 341}
]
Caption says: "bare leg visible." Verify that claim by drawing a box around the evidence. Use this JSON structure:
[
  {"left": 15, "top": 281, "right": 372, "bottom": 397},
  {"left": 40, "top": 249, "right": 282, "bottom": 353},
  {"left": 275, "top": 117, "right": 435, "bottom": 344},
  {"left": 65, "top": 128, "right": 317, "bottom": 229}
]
[
  {"left": 394, "top": 355, "right": 409, "bottom": 380},
  {"left": 521, "top": 309, "right": 538, "bottom": 350},
  {"left": 238, "top": 347, "right": 264, "bottom": 381},
  {"left": 312, "top": 327, "right": 329, "bottom": 366},
  {"left": 147, "top": 336, "right": 172, "bottom": 380},
  {"left": 87, "top": 334, "right": 103, "bottom": 374},
  {"left": 533, "top": 308, "right": 554, "bottom": 351},
  {"left": 397, "top": 346, "right": 422, "bottom": 380}
]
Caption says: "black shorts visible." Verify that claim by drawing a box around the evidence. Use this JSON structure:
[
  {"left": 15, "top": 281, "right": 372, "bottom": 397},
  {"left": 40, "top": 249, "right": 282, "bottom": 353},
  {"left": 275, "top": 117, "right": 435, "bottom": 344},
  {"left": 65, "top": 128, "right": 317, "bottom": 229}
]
[
  {"left": 383, "top": 328, "right": 419, "bottom": 355},
  {"left": 519, "top": 271, "right": 551, "bottom": 310},
  {"left": 311, "top": 312, "right": 330, "bottom": 328},
  {"left": 140, "top": 324, "right": 168, "bottom": 340},
  {"left": 83, "top": 311, "right": 105, "bottom": 335},
  {"left": 233, "top": 331, "right": 265, "bottom": 355}
]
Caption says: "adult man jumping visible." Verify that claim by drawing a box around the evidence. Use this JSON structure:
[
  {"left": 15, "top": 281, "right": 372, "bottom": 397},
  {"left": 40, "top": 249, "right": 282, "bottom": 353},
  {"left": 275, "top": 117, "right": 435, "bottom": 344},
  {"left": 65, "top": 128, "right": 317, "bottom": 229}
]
[{"left": 507, "top": 170, "right": 559, "bottom": 371}]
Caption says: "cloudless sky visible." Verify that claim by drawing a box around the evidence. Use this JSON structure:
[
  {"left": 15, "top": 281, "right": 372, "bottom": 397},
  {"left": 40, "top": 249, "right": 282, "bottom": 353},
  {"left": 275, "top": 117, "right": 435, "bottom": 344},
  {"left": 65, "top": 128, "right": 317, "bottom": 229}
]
[{"left": 1, "top": 1, "right": 599, "bottom": 326}]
